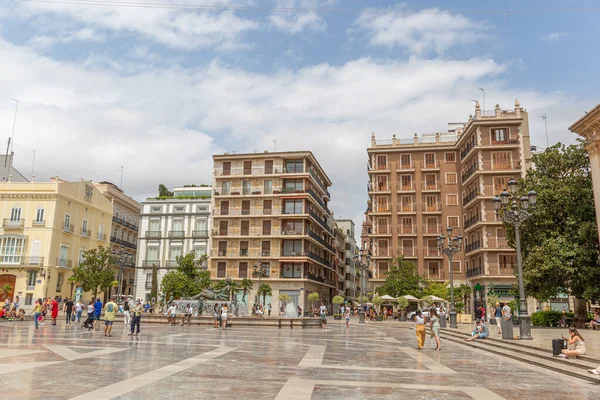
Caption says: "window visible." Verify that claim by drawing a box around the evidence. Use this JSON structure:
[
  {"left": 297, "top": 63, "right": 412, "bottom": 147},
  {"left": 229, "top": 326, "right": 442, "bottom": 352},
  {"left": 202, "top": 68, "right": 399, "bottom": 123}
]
[
  {"left": 172, "top": 219, "right": 183, "bottom": 232},
  {"left": 27, "top": 271, "right": 37, "bottom": 288},
  {"left": 261, "top": 241, "right": 271, "bottom": 257},
  {"left": 30, "top": 240, "right": 41, "bottom": 264},
  {"left": 283, "top": 240, "right": 303, "bottom": 256},
  {"left": 193, "top": 246, "right": 206, "bottom": 258},
  {"left": 494, "top": 177, "right": 509, "bottom": 194},
  {"left": 241, "top": 200, "right": 251, "bottom": 215},
  {"left": 82, "top": 220, "right": 88, "bottom": 233},
  {"left": 448, "top": 216, "right": 459, "bottom": 228},
  {"left": 174, "top": 206, "right": 185, "bottom": 212},
  {"left": 149, "top": 219, "right": 160, "bottom": 233},
  {"left": 285, "top": 160, "right": 304, "bottom": 173},
  {"left": 150, "top": 206, "right": 162, "bottom": 213},
  {"left": 445, "top": 173, "right": 457, "bottom": 184},
  {"left": 262, "top": 220, "right": 272, "bottom": 235},
  {"left": 243, "top": 161, "right": 252, "bottom": 175},
  {"left": 283, "top": 200, "right": 303, "bottom": 214},
  {"left": 116, "top": 208, "right": 120, "bottom": 218},
  {"left": 98, "top": 224, "right": 104, "bottom": 239},
  {"left": 169, "top": 247, "right": 182, "bottom": 261},
  {"left": 377, "top": 239, "right": 389, "bottom": 256},
  {"left": 282, "top": 263, "right": 302, "bottom": 278},
  {"left": 401, "top": 217, "right": 413, "bottom": 234},
  {"left": 452, "top": 261, "right": 461, "bottom": 273},
  {"left": 424, "top": 153, "right": 436, "bottom": 168},
  {"left": 64, "top": 214, "right": 71, "bottom": 228},
  {"left": 35, "top": 208, "right": 45, "bottom": 222},
  {"left": 218, "top": 241, "right": 227, "bottom": 256},
  {"left": 445, "top": 152, "right": 456, "bottom": 162},
  {"left": 400, "top": 154, "right": 411, "bottom": 169},
  {"left": 239, "top": 241, "right": 249, "bottom": 256},
  {"left": 375, "top": 155, "right": 387, "bottom": 170},
  {"left": 146, "top": 273, "right": 152, "bottom": 285},
  {"left": 282, "top": 220, "right": 301, "bottom": 234},
  {"left": 400, "top": 175, "right": 412, "bottom": 190},
  {"left": 264, "top": 180, "right": 273, "bottom": 194},
  {"left": 425, "top": 174, "right": 436, "bottom": 189},
  {"left": 242, "top": 180, "right": 251, "bottom": 195},
  {"left": 263, "top": 200, "right": 272, "bottom": 215},
  {"left": 217, "top": 262, "right": 226, "bottom": 278},
  {"left": 221, "top": 181, "right": 231, "bottom": 195},
  {"left": 220, "top": 201, "right": 230, "bottom": 215},
  {"left": 56, "top": 272, "right": 64, "bottom": 292},
  {"left": 240, "top": 221, "right": 250, "bottom": 236},
  {"left": 499, "top": 254, "right": 517, "bottom": 268},
  {"left": 446, "top": 194, "right": 458, "bottom": 206},
  {"left": 146, "top": 247, "right": 158, "bottom": 261},
  {"left": 238, "top": 262, "right": 248, "bottom": 278},
  {"left": 425, "top": 195, "right": 438, "bottom": 211},
  {"left": 222, "top": 162, "right": 231, "bottom": 175},
  {"left": 58, "top": 245, "right": 69, "bottom": 267},
  {"left": 123, "top": 212, "right": 127, "bottom": 221},
  {"left": 492, "top": 128, "right": 507, "bottom": 143},
  {"left": 378, "top": 261, "right": 389, "bottom": 276},
  {"left": 0, "top": 237, "right": 25, "bottom": 263},
  {"left": 195, "top": 219, "right": 207, "bottom": 232},
  {"left": 78, "top": 249, "right": 86, "bottom": 265},
  {"left": 219, "top": 221, "right": 228, "bottom": 236},
  {"left": 492, "top": 152, "right": 512, "bottom": 170},
  {"left": 284, "top": 179, "right": 304, "bottom": 192},
  {"left": 25, "top": 293, "right": 33, "bottom": 306},
  {"left": 264, "top": 160, "right": 273, "bottom": 174},
  {"left": 402, "top": 240, "right": 413, "bottom": 256}
]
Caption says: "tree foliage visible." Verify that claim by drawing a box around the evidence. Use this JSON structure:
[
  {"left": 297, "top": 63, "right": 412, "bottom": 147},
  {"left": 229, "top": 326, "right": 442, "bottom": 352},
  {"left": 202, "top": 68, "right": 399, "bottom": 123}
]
[
  {"left": 376, "top": 256, "right": 424, "bottom": 298},
  {"left": 307, "top": 292, "right": 320, "bottom": 307},
  {"left": 278, "top": 293, "right": 291, "bottom": 304},
  {"left": 160, "top": 251, "right": 211, "bottom": 300},
  {"left": 332, "top": 295, "right": 345, "bottom": 305},
  {"left": 70, "top": 246, "right": 116, "bottom": 298},
  {"left": 422, "top": 281, "right": 449, "bottom": 300},
  {"left": 239, "top": 278, "right": 253, "bottom": 303},
  {"left": 258, "top": 283, "right": 272, "bottom": 305},
  {"left": 158, "top": 184, "right": 173, "bottom": 197},
  {"left": 510, "top": 141, "right": 600, "bottom": 305}
]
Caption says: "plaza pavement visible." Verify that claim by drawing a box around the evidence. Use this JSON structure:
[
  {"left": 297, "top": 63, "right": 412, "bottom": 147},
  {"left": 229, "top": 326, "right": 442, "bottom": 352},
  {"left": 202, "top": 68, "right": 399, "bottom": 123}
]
[{"left": 0, "top": 317, "right": 598, "bottom": 400}]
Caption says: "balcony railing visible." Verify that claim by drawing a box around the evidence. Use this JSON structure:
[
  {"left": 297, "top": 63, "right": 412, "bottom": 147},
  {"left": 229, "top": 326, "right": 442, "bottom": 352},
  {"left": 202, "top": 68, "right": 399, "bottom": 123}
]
[
  {"left": 465, "top": 240, "right": 481, "bottom": 253},
  {"left": 397, "top": 182, "right": 416, "bottom": 192},
  {"left": 307, "top": 230, "right": 333, "bottom": 252},
  {"left": 308, "top": 209, "right": 333, "bottom": 234},
  {"left": 422, "top": 182, "right": 441, "bottom": 191},
  {"left": 422, "top": 203, "right": 442, "bottom": 212},
  {"left": 165, "top": 260, "right": 179, "bottom": 267},
  {"left": 481, "top": 160, "right": 520, "bottom": 171},
  {"left": 3, "top": 218, "right": 24, "bottom": 229},
  {"left": 57, "top": 258, "right": 73, "bottom": 268},
  {"left": 307, "top": 251, "right": 330, "bottom": 267},
  {"left": 460, "top": 138, "right": 477, "bottom": 160},
  {"left": 373, "top": 225, "right": 391, "bottom": 234},
  {"left": 488, "top": 263, "right": 516, "bottom": 276},
  {"left": 398, "top": 225, "right": 416, "bottom": 234},
  {"left": 63, "top": 224, "right": 74, "bottom": 233},
  {"left": 281, "top": 229, "right": 304, "bottom": 235},
  {"left": 397, "top": 204, "right": 416, "bottom": 213},
  {"left": 466, "top": 267, "right": 483, "bottom": 277},
  {"left": 374, "top": 248, "right": 389, "bottom": 257},
  {"left": 168, "top": 231, "right": 185, "bottom": 238},
  {"left": 32, "top": 220, "right": 45, "bottom": 226},
  {"left": 428, "top": 270, "right": 445, "bottom": 280},
  {"left": 308, "top": 188, "right": 328, "bottom": 212},
  {"left": 142, "top": 260, "right": 160, "bottom": 267},
  {"left": 423, "top": 248, "right": 441, "bottom": 257},
  {"left": 464, "top": 214, "right": 481, "bottom": 229},
  {"left": 80, "top": 229, "right": 91, "bottom": 238},
  {"left": 371, "top": 205, "right": 391, "bottom": 213},
  {"left": 145, "top": 231, "right": 161, "bottom": 238},
  {"left": 424, "top": 224, "right": 442, "bottom": 235},
  {"left": 97, "top": 233, "right": 106, "bottom": 241},
  {"left": 463, "top": 190, "right": 478, "bottom": 205},
  {"left": 402, "top": 247, "right": 415, "bottom": 257},
  {"left": 368, "top": 162, "right": 392, "bottom": 171},
  {"left": 461, "top": 163, "right": 478, "bottom": 182},
  {"left": 0, "top": 256, "right": 45, "bottom": 265},
  {"left": 192, "top": 230, "right": 209, "bottom": 238},
  {"left": 397, "top": 161, "right": 415, "bottom": 170},
  {"left": 368, "top": 182, "right": 391, "bottom": 192},
  {"left": 309, "top": 168, "right": 331, "bottom": 198},
  {"left": 420, "top": 161, "right": 440, "bottom": 169},
  {"left": 215, "top": 165, "right": 284, "bottom": 176},
  {"left": 214, "top": 208, "right": 282, "bottom": 216},
  {"left": 486, "top": 238, "right": 511, "bottom": 249}
]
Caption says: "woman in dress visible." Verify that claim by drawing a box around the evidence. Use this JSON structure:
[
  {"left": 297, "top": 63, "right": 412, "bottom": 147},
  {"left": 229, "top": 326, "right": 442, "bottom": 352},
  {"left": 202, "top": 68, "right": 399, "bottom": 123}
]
[
  {"left": 560, "top": 327, "right": 586, "bottom": 359},
  {"left": 429, "top": 308, "right": 441, "bottom": 351},
  {"left": 221, "top": 304, "right": 228, "bottom": 330},
  {"left": 413, "top": 310, "right": 426, "bottom": 350}
]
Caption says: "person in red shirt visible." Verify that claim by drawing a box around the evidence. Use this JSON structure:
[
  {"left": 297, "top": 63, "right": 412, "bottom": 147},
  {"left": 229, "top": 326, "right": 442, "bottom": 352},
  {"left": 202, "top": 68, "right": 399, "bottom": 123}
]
[{"left": 51, "top": 297, "right": 59, "bottom": 326}]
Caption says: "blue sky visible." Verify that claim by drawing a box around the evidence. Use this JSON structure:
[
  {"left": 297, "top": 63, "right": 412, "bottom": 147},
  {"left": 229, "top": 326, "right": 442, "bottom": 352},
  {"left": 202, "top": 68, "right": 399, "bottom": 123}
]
[{"left": 1, "top": 0, "right": 598, "bottom": 227}]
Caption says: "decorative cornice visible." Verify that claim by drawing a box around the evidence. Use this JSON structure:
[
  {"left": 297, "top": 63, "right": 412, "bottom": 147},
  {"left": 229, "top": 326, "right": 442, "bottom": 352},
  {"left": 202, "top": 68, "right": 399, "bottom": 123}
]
[
  {"left": 0, "top": 193, "right": 55, "bottom": 201},
  {"left": 569, "top": 104, "right": 600, "bottom": 139}
]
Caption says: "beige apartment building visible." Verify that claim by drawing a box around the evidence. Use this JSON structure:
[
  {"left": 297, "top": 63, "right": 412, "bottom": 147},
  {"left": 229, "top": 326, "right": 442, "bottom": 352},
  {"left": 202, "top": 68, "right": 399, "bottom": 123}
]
[
  {"left": 363, "top": 100, "right": 532, "bottom": 313},
  {"left": 211, "top": 151, "right": 335, "bottom": 313},
  {"left": 93, "top": 181, "right": 141, "bottom": 297},
  {"left": 0, "top": 179, "right": 113, "bottom": 310}
]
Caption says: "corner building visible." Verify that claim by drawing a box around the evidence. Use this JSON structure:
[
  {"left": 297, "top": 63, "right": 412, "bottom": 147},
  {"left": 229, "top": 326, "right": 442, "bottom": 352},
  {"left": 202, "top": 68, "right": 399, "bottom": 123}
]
[
  {"left": 364, "top": 101, "right": 532, "bottom": 315},
  {"left": 211, "top": 151, "right": 335, "bottom": 313}
]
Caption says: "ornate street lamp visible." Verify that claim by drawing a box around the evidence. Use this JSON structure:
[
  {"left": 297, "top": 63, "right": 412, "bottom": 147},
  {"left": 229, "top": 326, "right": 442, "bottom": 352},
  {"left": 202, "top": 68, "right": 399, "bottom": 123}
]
[
  {"left": 437, "top": 226, "right": 463, "bottom": 328},
  {"left": 353, "top": 249, "right": 371, "bottom": 324},
  {"left": 112, "top": 250, "right": 133, "bottom": 302},
  {"left": 493, "top": 178, "right": 537, "bottom": 340},
  {"left": 253, "top": 260, "right": 267, "bottom": 306}
]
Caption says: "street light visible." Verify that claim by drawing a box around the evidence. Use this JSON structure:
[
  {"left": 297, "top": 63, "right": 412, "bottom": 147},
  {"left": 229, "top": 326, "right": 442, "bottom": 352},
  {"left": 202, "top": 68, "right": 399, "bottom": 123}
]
[
  {"left": 437, "top": 226, "right": 463, "bottom": 328},
  {"left": 113, "top": 250, "right": 133, "bottom": 302},
  {"left": 253, "top": 260, "right": 267, "bottom": 306},
  {"left": 353, "top": 248, "right": 371, "bottom": 324},
  {"left": 493, "top": 178, "right": 537, "bottom": 340}
]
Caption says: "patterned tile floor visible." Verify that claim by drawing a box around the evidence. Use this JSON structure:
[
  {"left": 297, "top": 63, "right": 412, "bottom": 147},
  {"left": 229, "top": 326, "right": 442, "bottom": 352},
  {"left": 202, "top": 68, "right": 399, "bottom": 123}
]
[{"left": 0, "top": 319, "right": 597, "bottom": 399}]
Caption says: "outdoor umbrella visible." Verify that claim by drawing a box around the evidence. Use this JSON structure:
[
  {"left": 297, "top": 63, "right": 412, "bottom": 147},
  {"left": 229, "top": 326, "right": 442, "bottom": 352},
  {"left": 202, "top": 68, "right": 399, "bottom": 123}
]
[
  {"left": 379, "top": 295, "right": 397, "bottom": 301},
  {"left": 403, "top": 295, "right": 419, "bottom": 302}
]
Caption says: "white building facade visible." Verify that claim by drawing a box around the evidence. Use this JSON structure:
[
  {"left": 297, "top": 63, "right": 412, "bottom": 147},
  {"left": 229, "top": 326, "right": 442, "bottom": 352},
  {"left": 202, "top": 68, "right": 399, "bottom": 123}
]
[{"left": 134, "top": 187, "right": 211, "bottom": 301}]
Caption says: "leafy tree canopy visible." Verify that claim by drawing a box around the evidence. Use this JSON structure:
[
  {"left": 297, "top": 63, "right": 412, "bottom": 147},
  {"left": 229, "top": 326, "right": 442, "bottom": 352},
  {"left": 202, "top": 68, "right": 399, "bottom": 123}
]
[
  {"left": 423, "top": 281, "right": 449, "bottom": 300},
  {"left": 160, "top": 251, "right": 211, "bottom": 300},
  {"left": 70, "top": 246, "right": 116, "bottom": 298},
  {"left": 376, "top": 256, "right": 424, "bottom": 298}
]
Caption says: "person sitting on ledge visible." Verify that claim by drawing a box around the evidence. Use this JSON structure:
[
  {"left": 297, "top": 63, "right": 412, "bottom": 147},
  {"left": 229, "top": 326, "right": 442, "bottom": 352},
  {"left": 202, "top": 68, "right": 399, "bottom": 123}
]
[
  {"left": 559, "top": 327, "right": 586, "bottom": 359},
  {"left": 465, "top": 320, "right": 489, "bottom": 341}
]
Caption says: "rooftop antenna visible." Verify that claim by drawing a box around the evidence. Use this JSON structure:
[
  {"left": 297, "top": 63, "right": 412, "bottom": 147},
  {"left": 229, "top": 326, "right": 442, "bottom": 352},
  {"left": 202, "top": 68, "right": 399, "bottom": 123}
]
[
  {"left": 540, "top": 114, "right": 549, "bottom": 148},
  {"left": 30, "top": 150, "right": 36, "bottom": 181},
  {"left": 4, "top": 138, "right": 10, "bottom": 168},
  {"left": 117, "top": 166, "right": 124, "bottom": 188},
  {"left": 477, "top": 87, "right": 485, "bottom": 112},
  {"left": 10, "top": 98, "right": 18, "bottom": 154},
  {"left": 273, "top": 139, "right": 277, "bottom": 152}
]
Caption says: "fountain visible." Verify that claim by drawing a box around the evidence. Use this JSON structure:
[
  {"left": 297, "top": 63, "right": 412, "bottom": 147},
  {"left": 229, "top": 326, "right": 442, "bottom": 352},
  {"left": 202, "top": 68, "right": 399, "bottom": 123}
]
[{"left": 284, "top": 302, "right": 298, "bottom": 318}]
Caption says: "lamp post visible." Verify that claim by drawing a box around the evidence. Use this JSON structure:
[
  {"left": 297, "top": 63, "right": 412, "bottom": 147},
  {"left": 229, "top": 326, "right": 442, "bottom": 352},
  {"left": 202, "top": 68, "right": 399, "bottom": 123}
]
[
  {"left": 253, "top": 260, "right": 267, "bottom": 306},
  {"left": 354, "top": 249, "right": 371, "bottom": 324},
  {"left": 437, "top": 227, "right": 463, "bottom": 328},
  {"left": 113, "top": 250, "right": 133, "bottom": 302},
  {"left": 493, "top": 178, "right": 537, "bottom": 340}
]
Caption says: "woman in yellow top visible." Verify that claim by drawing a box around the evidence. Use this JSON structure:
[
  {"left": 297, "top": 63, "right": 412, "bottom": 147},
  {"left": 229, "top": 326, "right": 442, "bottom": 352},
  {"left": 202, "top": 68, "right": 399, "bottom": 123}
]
[{"left": 32, "top": 298, "right": 43, "bottom": 330}]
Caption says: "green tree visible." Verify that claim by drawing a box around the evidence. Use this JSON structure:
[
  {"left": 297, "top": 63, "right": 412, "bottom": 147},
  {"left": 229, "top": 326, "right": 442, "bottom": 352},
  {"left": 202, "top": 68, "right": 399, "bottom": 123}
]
[
  {"left": 372, "top": 295, "right": 383, "bottom": 308},
  {"left": 150, "top": 264, "right": 158, "bottom": 302},
  {"left": 239, "top": 278, "right": 253, "bottom": 303},
  {"left": 376, "top": 256, "right": 424, "bottom": 298},
  {"left": 278, "top": 293, "right": 291, "bottom": 304},
  {"left": 332, "top": 295, "right": 344, "bottom": 307},
  {"left": 70, "top": 246, "right": 116, "bottom": 298},
  {"left": 511, "top": 141, "right": 600, "bottom": 327},
  {"left": 1, "top": 284, "right": 13, "bottom": 299},
  {"left": 423, "top": 280, "right": 449, "bottom": 300},
  {"left": 158, "top": 184, "right": 173, "bottom": 197},
  {"left": 160, "top": 271, "right": 189, "bottom": 300},
  {"left": 258, "top": 283, "right": 272, "bottom": 305},
  {"left": 397, "top": 297, "right": 409, "bottom": 315},
  {"left": 161, "top": 251, "right": 211, "bottom": 300},
  {"left": 175, "top": 251, "right": 207, "bottom": 280},
  {"left": 307, "top": 292, "right": 320, "bottom": 309}
]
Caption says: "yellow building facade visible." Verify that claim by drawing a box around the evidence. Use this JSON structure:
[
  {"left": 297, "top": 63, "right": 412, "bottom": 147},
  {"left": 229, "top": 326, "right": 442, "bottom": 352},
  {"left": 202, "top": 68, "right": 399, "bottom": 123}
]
[{"left": 0, "top": 179, "right": 113, "bottom": 310}]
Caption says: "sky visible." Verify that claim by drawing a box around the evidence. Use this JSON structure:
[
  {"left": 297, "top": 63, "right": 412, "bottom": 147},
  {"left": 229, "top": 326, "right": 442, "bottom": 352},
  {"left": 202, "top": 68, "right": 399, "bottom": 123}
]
[{"left": 1, "top": 0, "right": 599, "bottom": 234}]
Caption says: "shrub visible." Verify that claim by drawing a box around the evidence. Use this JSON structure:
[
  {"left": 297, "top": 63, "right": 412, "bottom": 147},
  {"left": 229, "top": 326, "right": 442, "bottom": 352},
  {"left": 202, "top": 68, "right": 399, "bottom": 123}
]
[{"left": 531, "top": 310, "right": 573, "bottom": 326}]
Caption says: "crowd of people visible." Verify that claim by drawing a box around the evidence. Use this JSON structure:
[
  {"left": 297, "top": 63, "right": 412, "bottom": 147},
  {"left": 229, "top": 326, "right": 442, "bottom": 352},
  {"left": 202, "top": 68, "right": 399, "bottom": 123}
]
[{"left": 1, "top": 296, "right": 25, "bottom": 321}]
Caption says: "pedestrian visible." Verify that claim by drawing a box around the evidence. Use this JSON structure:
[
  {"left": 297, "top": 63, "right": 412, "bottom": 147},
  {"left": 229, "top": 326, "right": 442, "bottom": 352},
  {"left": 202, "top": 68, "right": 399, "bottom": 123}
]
[
  {"left": 319, "top": 302, "right": 327, "bottom": 330},
  {"left": 213, "top": 303, "right": 219, "bottom": 328},
  {"left": 465, "top": 320, "right": 490, "bottom": 341},
  {"left": 104, "top": 296, "right": 118, "bottom": 337},
  {"left": 481, "top": 305, "right": 486, "bottom": 322},
  {"left": 559, "top": 327, "right": 586, "bottom": 359},
  {"left": 268, "top": 303, "right": 273, "bottom": 317},
  {"left": 123, "top": 300, "right": 131, "bottom": 328},
  {"left": 181, "top": 304, "right": 192, "bottom": 326},
  {"left": 32, "top": 298, "right": 43, "bottom": 330},
  {"left": 64, "top": 298, "right": 74, "bottom": 325},
  {"left": 494, "top": 302, "right": 503, "bottom": 334},
  {"left": 221, "top": 303, "right": 228, "bottom": 330},
  {"left": 167, "top": 303, "right": 177, "bottom": 326},
  {"left": 297, "top": 305, "right": 302, "bottom": 317},
  {"left": 588, "top": 365, "right": 600, "bottom": 375},
  {"left": 430, "top": 308, "right": 441, "bottom": 351},
  {"left": 128, "top": 300, "right": 143, "bottom": 336},
  {"left": 50, "top": 297, "right": 59, "bottom": 326},
  {"left": 93, "top": 298, "right": 103, "bottom": 330},
  {"left": 413, "top": 310, "right": 426, "bottom": 349},
  {"left": 74, "top": 300, "right": 83, "bottom": 323},
  {"left": 87, "top": 301, "right": 94, "bottom": 318},
  {"left": 345, "top": 308, "right": 350, "bottom": 329}
]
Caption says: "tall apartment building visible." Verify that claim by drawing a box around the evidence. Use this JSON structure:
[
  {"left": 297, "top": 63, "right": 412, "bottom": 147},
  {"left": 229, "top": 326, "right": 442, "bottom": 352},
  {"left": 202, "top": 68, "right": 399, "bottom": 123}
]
[
  {"left": 211, "top": 151, "right": 335, "bottom": 312},
  {"left": 93, "top": 181, "right": 142, "bottom": 297},
  {"left": 0, "top": 179, "right": 113, "bottom": 309},
  {"left": 135, "top": 186, "right": 211, "bottom": 301},
  {"left": 335, "top": 219, "right": 359, "bottom": 299},
  {"left": 364, "top": 100, "right": 531, "bottom": 312}
]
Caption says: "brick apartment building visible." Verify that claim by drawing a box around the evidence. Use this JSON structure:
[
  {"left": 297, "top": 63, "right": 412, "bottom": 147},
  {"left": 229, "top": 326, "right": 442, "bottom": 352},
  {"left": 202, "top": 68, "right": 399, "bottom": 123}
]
[{"left": 362, "top": 100, "right": 532, "bottom": 313}]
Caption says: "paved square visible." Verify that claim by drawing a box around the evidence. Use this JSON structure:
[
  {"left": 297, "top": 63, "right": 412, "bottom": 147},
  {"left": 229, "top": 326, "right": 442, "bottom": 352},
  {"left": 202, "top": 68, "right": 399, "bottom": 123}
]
[{"left": 0, "top": 320, "right": 597, "bottom": 399}]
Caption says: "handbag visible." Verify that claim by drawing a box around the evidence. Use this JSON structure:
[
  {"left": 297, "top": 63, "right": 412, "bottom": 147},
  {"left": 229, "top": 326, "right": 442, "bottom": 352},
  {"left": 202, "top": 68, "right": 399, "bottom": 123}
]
[{"left": 71, "top": 313, "right": 76, "bottom": 322}]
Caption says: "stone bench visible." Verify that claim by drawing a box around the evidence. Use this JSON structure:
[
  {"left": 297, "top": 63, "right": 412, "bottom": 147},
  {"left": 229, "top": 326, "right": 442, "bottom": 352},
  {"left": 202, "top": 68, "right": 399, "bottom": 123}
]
[{"left": 133, "top": 315, "right": 322, "bottom": 328}]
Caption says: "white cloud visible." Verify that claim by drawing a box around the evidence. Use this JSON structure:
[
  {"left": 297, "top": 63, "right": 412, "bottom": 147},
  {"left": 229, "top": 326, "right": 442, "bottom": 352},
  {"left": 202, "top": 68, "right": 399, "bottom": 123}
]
[
  {"left": 539, "top": 32, "right": 570, "bottom": 42},
  {"left": 0, "top": 36, "right": 579, "bottom": 225},
  {"left": 269, "top": 0, "right": 326, "bottom": 34},
  {"left": 354, "top": 7, "right": 487, "bottom": 54},
  {"left": 13, "top": 0, "right": 258, "bottom": 51},
  {"left": 27, "top": 28, "right": 105, "bottom": 51}
]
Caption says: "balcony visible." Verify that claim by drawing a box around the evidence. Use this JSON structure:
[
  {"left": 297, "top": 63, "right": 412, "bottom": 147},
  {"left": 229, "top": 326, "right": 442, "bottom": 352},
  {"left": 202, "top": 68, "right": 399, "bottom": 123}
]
[
  {"left": 423, "top": 247, "right": 442, "bottom": 258},
  {"left": 97, "top": 233, "right": 106, "bottom": 241},
  {"left": 460, "top": 139, "right": 477, "bottom": 160},
  {"left": 214, "top": 208, "right": 282, "bottom": 217},
  {"left": 0, "top": 256, "right": 45, "bottom": 266},
  {"left": 486, "top": 238, "right": 511, "bottom": 249},
  {"left": 371, "top": 205, "right": 391, "bottom": 213},
  {"left": 57, "top": 258, "right": 73, "bottom": 268},
  {"left": 192, "top": 230, "right": 209, "bottom": 238},
  {"left": 142, "top": 260, "right": 160, "bottom": 267},
  {"left": 165, "top": 260, "right": 179, "bottom": 267},
  {"left": 464, "top": 214, "right": 481, "bottom": 229},
  {"left": 423, "top": 224, "right": 442, "bottom": 235},
  {"left": 420, "top": 161, "right": 440, "bottom": 170},
  {"left": 488, "top": 263, "right": 516, "bottom": 276},
  {"left": 281, "top": 228, "right": 304, "bottom": 236},
  {"left": 481, "top": 160, "right": 520, "bottom": 171},
  {"left": 168, "top": 231, "right": 185, "bottom": 238},
  {"left": 307, "top": 230, "right": 334, "bottom": 252},
  {"left": 308, "top": 188, "right": 328, "bottom": 212},
  {"left": 2, "top": 218, "right": 23, "bottom": 229},
  {"left": 463, "top": 190, "right": 478, "bottom": 206},
  {"left": 145, "top": 231, "right": 161, "bottom": 238},
  {"left": 397, "top": 182, "right": 416, "bottom": 192},
  {"left": 32, "top": 219, "right": 45, "bottom": 226},
  {"left": 422, "top": 182, "right": 441, "bottom": 191},
  {"left": 307, "top": 251, "right": 330, "bottom": 267},
  {"left": 466, "top": 267, "right": 483, "bottom": 278},
  {"left": 422, "top": 203, "right": 442, "bottom": 213},
  {"left": 428, "top": 270, "right": 445, "bottom": 281},
  {"left": 145, "top": 281, "right": 153, "bottom": 289},
  {"left": 61, "top": 223, "right": 74, "bottom": 233},
  {"left": 397, "top": 204, "right": 416, "bottom": 213},
  {"left": 397, "top": 161, "right": 415, "bottom": 170},
  {"left": 368, "top": 162, "right": 392, "bottom": 172},
  {"left": 398, "top": 225, "right": 416, "bottom": 235},
  {"left": 465, "top": 240, "right": 481, "bottom": 253},
  {"left": 373, "top": 248, "right": 389, "bottom": 257},
  {"left": 308, "top": 209, "right": 333, "bottom": 234},
  {"left": 368, "top": 182, "right": 391, "bottom": 192},
  {"left": 80, "top": 229, "right": 91, "bottom": 238},
  {"left": 372, "top": 225, "right": 391, "bottom": 235},
  {"left": 128, "top": 278, "right": 135, "bottom": 285},
  {"left": 401, "top": 247, "right": 416, "bottom": 257},
  {"left": 309, "top": 168, "right": 331, "bottom": 198},
  {"left": 215, "top": 165, "right": 284, "bottom": 176}
]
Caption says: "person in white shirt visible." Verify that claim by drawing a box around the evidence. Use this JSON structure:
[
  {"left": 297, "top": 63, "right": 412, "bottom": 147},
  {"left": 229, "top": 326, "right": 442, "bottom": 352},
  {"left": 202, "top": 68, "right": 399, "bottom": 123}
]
[
  {"left": 181, "top": 304, "right": 193, "bottom": 326},
  {"left": 167, "top": 303, "right": 178, "bottom": 326},
  {"left": 319, "top": 303, "right": 327, "bottom": 330},
  {"left": 74, "top": 300, "right": 84, "bottom": 323},
  {"left": 412, "top": 311, "right": 426, "bottom": 349}
]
